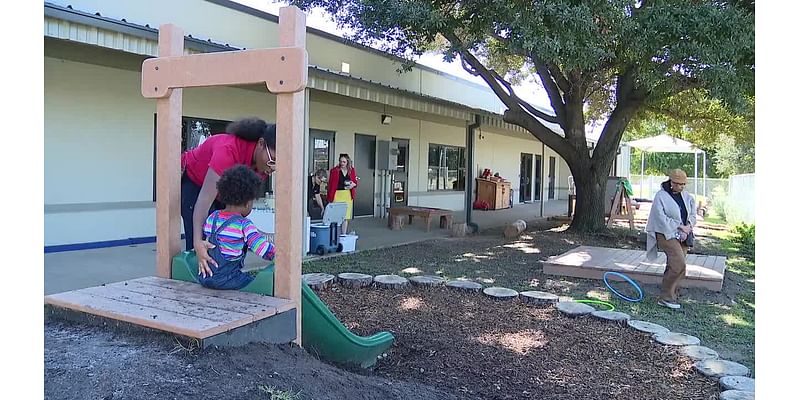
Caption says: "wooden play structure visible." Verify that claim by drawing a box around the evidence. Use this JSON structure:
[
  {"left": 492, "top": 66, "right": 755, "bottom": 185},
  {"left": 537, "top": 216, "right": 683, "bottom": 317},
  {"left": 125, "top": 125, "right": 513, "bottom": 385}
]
[
  {"left": 46, "top": 7, "right": 308, "bottom": 347},
  {"left": 544, "top": 245, "right": 727, "bottom": 291},
  {"left": 605, "top": 176, "right": 635, "bottom": 229}
]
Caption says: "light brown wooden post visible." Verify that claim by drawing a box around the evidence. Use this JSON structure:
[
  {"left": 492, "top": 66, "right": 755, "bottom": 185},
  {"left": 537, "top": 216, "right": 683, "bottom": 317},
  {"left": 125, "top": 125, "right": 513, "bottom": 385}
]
[
  {"left": 155, "top": 24, "right": 184, "bottom": 278},
  {"left": 274, "top": 6, "right": 307, "bottom": 346}
]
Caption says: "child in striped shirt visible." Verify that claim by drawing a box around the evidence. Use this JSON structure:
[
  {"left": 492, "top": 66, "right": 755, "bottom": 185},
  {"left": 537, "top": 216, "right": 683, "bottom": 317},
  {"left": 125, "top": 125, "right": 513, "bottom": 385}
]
[{"left": 198, "top": 165, "right": 276, "bottom": 290}]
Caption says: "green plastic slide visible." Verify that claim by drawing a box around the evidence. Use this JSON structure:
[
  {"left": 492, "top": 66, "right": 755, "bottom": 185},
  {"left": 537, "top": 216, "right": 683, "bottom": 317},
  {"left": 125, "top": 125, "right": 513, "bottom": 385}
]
[{"left": 171, "top": 251, "right": 395, "bottom": 368}]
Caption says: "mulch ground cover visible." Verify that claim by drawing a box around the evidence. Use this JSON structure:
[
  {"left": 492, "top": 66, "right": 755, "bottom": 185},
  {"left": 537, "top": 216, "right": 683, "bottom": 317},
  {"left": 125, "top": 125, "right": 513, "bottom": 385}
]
[{"left": 318, "top": 285, "right": 720, "bottom": 400}]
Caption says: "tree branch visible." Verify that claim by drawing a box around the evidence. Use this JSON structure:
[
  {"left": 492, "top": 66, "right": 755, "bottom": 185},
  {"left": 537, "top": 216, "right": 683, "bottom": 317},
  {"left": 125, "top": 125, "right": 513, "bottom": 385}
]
[
  {"left": 529, "top": 54, "right": 567, "bottom": 128},
  {"left": 492, "top": 70, "right": 559, "bottom": 124},
  {"left": 504, "top": 109, "right": 576, "bottom": 162},
  {"left": 490, "top": 31, "right": 567, "bottom": 129}
]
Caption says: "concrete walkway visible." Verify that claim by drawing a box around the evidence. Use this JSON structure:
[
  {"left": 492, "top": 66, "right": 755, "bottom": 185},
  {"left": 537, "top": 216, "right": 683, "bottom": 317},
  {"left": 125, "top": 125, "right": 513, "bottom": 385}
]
[{"left": 44, "top": 200, "right": 568, "bottom": 295}]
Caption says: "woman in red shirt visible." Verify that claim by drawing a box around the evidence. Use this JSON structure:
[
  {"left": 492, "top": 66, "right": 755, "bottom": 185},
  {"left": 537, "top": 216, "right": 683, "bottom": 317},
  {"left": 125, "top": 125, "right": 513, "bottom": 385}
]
[
  {"left": 327, "top": 153, "right": 358, "bottom": 234},
  {"left": 181, "top": 117, "right": 276, "bottom": 277}
]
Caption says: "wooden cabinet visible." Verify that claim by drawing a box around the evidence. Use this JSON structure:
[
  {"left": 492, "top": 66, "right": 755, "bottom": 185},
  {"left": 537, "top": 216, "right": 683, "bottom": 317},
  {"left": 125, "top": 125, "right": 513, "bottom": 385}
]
[{"left": 476, "top": 179, "right": 511, "bottom": 210}]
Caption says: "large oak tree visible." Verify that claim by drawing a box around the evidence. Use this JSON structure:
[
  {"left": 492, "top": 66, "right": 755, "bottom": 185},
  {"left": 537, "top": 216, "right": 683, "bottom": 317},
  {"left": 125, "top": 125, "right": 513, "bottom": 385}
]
[{"left": 292, "top": 0, "right": 755, "bottom": 231}]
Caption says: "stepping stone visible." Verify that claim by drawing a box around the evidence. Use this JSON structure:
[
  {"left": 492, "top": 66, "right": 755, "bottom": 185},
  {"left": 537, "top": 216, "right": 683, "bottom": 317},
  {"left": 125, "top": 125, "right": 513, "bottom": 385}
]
[
  {"left": 556, "top": 301, "right": 595, "bottom": 316},
  {"left": 653, "top": 332, "right": 701, "bottom": 346},
  {"left": 483, "top": 287, "right": 519, "bottom": 300},
  {"left": 719, "top": 376, "right": 755, "bottom": 392},
  {"left": 302, "top": 273, "right": 335, "bottom": 291},
  {"left": 409, "top": 275, "right": 446, "bottom": 287},
  {"left": 628, "top": 320, "right": 670, "bottom": 335},
  {"left": 693, "top": 359, "right": 750, "bottom": 379},
  {"left": 679, "top": 345, "right": 719, "bottom": 362},
  {"left": 374, "top": 274, "right": 409, "bottom": 289},
  {"left": 591, "top": 310, "right": 631, "bottom": 322},
  {"left": 336, "top": 273, "right": 373, "bottom": 288},
  {"left": 719, "top": 390, "right": 755, "bottom": 400},
  {"left": 446, "top": 280, "right": 483, "bottom": 292},
  {"left": 519, "top": 291, "right": 560, "bottom": 307}
]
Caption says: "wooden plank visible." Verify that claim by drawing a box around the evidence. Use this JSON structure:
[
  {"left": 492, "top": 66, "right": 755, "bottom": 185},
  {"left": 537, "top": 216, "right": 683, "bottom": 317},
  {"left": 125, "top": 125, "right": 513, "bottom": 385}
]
[
  {"left": 548, "top": 246, "right": 595, "bottom": 267},
  {"left": 132, "top": 277, "right": 295, "bottom": 313},
  {"left": 154, "top": 24, "right": 184, "bottom": 278},
  {"left": 611, "top": 249, "right": 644, "bottom": 272},
  {"left": 692, "top": 255, "right": 708, "bottom": 270},
  {"left": 712, "top": 256, "right": 728, "bottom": 274},
  {"left": 275, "top": 6, "right": 307, "bottom": 347},
  {"left": 45, "top": 291, "right": 226, "bottom": 338},
  {"left": 77, "top": 285, "right": 256, "bottom": 326},
  {"left": 585, "top": 247, "right": 618, "bottom": 269},
  {"left": 606, "top": 249, "right": 638, "bottom": 271},
  {"left": 141, "top": 47, "right": 307, "bottom": 98},
  {"left": 601, "top": 248, "right": 630, "bottom": 270},
  {"left": 105, "top": 280, "right": 278, "bottom": 320}
]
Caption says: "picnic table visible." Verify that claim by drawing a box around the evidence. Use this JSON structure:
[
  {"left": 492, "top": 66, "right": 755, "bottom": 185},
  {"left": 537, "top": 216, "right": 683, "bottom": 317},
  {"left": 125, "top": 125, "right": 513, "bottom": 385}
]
[{"left": 388, "top": 206, "right": 453, "bottom": 232}]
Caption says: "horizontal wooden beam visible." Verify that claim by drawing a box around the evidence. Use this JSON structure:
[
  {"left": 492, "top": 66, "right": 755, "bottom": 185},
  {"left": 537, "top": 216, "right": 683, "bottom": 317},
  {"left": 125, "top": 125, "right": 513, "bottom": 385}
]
[{"left": 141, "top": 47, "right": 308, "bottom": 98}]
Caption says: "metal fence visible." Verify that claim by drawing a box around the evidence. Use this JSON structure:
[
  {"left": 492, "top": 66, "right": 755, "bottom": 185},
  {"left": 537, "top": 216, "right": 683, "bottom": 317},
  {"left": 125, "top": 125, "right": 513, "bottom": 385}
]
[
  {"left": 627, "top": 175, "right": 729, "bottom": 206},
  {"left": 726, "top": 174, "right": 755, "bottom": 224}
]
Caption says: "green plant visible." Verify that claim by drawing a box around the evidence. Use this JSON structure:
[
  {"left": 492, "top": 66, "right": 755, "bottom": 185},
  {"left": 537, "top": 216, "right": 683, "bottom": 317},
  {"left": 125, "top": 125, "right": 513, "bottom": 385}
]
[
  {"left": 730, "top": 223, "right": 755, "bottom": 260},
  {"left": 259, "top": 385, "right": 302, "bottom": 400}
]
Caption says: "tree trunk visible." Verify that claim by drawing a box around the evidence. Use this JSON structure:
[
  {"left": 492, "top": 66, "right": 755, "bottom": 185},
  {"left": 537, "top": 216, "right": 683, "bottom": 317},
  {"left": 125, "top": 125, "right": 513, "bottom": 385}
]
[{"left": 568, "top": 171, "right": 608, "bottom": 232}]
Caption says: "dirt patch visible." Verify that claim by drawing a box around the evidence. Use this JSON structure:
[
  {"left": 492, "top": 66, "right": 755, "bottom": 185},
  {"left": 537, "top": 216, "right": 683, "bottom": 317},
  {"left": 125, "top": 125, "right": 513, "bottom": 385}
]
[
  {"left": 318, "top": 285, "right": 720, "bottom": 400},
  {"left": 44, "top": 320, "right": 471, "bottom": 400}
]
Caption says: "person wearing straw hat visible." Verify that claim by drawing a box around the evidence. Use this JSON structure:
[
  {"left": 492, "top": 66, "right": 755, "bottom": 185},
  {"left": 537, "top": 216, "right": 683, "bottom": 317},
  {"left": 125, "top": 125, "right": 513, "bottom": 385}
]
[{"left": 645, "top": 168, "right": 697, "bottom": 310}]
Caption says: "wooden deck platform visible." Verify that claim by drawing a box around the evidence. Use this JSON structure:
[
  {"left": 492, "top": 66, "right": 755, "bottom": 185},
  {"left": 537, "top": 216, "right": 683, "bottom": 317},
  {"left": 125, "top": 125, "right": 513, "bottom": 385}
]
[
  {"left": 543, "top": 246, "right": 726, "bottom": 291},
  {"left": 44, "top": 276, "right": 297, "bottom": 347}
]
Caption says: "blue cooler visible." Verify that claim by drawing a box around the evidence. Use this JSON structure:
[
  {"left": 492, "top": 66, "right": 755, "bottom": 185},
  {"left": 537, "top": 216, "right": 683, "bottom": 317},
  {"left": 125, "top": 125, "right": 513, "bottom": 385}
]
[
  {"left": 309, "top": 223, "right": 342, "bottom": 255},
  {"left": 308, "top": 202, "right": 348, "bottom": 255}
]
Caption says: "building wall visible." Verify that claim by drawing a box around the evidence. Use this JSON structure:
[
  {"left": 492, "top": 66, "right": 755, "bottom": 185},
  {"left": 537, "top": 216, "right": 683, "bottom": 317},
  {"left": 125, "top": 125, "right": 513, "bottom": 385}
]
[
  {"left": 44, "top": 52, "right": 478, "bottom": 245},
  {"left": 43, "top": 9, "right": 573, "bottom": 246},
  {"left": 47, "top": 0, "right": 506, "bottom": 113}
]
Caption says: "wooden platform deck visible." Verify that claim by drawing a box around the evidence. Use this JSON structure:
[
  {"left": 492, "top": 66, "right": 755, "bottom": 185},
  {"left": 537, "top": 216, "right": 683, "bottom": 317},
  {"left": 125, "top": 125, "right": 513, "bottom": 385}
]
[
  {"left": 44, "top": 276, "right": 297, "bottom": 347},
  {"left": 543, "top": 246, "right": 726, "bottom": 291}
]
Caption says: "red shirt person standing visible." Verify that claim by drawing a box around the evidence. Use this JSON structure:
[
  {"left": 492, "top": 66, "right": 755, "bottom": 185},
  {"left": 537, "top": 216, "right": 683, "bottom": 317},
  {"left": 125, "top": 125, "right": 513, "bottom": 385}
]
[{"left": 327, "top": 153, "right": 358, "bottom": 234}]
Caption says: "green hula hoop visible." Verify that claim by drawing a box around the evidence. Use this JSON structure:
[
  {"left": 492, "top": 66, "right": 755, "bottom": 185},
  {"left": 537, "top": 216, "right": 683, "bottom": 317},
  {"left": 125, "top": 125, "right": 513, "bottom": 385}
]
[{"left": 575, "top": 299, "right": 615, "bottom": 311}]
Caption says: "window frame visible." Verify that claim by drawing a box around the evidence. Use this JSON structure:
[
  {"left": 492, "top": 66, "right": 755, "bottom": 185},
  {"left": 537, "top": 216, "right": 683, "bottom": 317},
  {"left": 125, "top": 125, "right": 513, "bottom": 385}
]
[{"left": 427, "top": 143, "right": 466, "bottom": 192}]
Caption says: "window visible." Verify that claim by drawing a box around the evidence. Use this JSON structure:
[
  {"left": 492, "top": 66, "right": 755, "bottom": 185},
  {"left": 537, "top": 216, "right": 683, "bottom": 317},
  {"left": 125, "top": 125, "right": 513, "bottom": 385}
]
[
  {"left": 427, "top": 143, "right": 466, "bottom": 191},
  {"left": 182, "top": 117, "right": 229, "bottom": 151}
]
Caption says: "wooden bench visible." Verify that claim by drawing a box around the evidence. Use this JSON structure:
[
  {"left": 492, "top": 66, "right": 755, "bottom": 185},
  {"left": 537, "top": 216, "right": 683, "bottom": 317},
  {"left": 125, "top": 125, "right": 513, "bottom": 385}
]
[
  {"left": 388, "top": 206, "right": 454, "bottom": 232},
  {"left": 44, "top": 276, "right": 297, "bottom": 348}
]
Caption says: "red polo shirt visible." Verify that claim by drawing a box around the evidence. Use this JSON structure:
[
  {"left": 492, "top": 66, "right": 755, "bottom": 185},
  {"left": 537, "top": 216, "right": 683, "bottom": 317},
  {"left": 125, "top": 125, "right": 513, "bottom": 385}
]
[{"left": 181, "top": 133, "right": 267, "bottom": 186}]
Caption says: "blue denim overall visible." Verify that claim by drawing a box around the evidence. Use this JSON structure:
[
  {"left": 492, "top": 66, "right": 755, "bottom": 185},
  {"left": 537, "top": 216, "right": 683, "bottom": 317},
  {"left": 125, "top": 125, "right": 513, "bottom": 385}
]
[{"left": 197, "top": 213, "right": 255, "bottom": 290}]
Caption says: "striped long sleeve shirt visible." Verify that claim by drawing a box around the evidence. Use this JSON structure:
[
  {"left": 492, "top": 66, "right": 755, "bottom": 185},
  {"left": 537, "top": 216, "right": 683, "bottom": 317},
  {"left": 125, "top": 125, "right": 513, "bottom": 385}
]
[{"left": 203, "top": 211, "right": 276, "bottom": 261}]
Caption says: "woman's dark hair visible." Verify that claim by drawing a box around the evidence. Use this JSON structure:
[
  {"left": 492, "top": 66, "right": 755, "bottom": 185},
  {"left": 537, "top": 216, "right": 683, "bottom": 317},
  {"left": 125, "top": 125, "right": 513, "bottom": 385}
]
[
  {"left": 216, "top": 165, "right": 263, "bottom": 206},
  {"left": 227, "top": 117, "right": 276, "bottom": 149}
]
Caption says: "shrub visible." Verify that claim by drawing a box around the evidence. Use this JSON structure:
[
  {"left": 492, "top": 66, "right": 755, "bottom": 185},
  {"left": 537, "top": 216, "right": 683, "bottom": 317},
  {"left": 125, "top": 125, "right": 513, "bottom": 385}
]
[{"left": 730, "top": 223, "right": 755, "bottom": 260}]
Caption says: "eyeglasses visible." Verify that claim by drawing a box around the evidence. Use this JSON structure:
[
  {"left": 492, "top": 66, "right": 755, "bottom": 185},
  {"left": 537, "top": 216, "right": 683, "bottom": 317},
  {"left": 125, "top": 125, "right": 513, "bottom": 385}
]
[
  {"left": 266, "top": 146, "right": 276, "bottom": 170},
  {"left": 671, "top": 181, "right": 686, "bottom": 186}
]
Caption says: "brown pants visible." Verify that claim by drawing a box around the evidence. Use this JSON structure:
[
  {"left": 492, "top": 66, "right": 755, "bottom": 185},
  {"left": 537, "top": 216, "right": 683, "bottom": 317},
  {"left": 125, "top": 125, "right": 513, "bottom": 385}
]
[{"left": 656, "top": 233, "right": 689, "bottom": 301}]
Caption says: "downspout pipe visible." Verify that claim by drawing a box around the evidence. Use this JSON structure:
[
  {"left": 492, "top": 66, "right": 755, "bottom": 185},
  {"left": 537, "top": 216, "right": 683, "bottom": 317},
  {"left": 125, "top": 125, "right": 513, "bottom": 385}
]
[{"left": 466, "top": 114, "right": 481, "bottom": 232}]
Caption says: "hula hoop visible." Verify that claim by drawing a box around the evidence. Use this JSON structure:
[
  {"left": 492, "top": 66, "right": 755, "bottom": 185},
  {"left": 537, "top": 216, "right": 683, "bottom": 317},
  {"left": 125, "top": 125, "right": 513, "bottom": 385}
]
[
  {"left": 575, "top": 299, "right": 615, "bottom": 311},
  {"left": 603, "top": 271, "right": 644, "bottom": 302}
]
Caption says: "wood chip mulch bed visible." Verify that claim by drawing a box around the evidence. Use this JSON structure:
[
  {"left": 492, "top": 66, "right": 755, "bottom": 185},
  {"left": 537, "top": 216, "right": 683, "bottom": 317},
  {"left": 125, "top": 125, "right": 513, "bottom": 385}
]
[{"left": 318, "top": 285, "right": 720, "bottom": 400}]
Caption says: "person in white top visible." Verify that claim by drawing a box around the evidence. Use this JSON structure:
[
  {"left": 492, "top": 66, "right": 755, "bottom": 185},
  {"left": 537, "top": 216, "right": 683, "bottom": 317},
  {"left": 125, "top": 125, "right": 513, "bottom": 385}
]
[{"left": 645, "top": 169, "right": 697, "bottom": 310}]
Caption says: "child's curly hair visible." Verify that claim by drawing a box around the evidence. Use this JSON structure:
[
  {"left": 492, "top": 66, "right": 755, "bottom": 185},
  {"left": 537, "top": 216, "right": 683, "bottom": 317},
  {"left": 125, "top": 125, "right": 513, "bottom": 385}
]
[{"left": 216, "top": 165, "right": 263, "bottom": 206}]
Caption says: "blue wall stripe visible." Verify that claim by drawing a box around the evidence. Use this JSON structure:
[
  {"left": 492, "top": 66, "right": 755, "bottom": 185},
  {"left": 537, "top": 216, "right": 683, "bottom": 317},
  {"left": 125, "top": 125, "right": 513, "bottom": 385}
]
[{"left": 45, "top": 235, "right": 185, "bottom": 253}]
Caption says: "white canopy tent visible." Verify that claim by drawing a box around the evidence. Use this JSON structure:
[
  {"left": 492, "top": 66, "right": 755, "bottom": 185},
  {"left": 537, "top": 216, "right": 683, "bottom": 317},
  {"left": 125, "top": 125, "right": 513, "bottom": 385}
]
[{"left": 625, "top": 134, "right": 707, "bottom": 198}]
